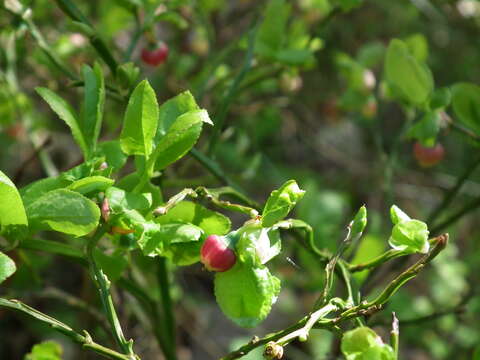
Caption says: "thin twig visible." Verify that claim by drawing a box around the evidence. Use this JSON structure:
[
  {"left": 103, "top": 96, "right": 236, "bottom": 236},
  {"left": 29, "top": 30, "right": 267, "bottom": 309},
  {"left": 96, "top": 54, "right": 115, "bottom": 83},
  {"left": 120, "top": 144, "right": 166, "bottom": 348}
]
[
  {"left": 189, "top": 148, "right": 246, "bottom": 194},
  {"left": 428, "top": 154, "right": 480, "bottom": 226},
  {"left": 13, "top": 136, "right": 52, "bottom": 183},
  {"left": 86, "top": 225, "right": 137, "bottom": 358},
  {"left": 207, "top": 20, "right": 258, "bottom": 156},
  {"left": 220, "top": 234, "right": 448, "bottom": 360},
  {"left": 0, "top": 298, "right": 133, "bottom": 360},
  {"left": 157, "top": 257, "right": 177, "bottom": 360},
  {"left": 430, "top": 198, "right": 480, "bottom": 235}
]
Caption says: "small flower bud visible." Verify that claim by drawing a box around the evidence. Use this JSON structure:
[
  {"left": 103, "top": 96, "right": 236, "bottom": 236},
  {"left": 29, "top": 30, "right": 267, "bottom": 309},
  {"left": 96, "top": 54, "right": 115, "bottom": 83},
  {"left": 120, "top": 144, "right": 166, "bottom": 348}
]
[
  {"left": 264, "top": 342, "right": 284, "bottom": 359},
  {"left": 200, "top": 235, "right": 236, "bottom": 272},
  {"left": 101, "top": 198, "right": 110, "bottom": 222}
]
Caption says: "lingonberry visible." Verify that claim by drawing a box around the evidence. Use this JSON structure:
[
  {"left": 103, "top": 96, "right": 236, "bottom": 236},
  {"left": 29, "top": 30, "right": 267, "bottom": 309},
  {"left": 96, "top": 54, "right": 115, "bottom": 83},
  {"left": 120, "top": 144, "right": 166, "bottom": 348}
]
[{"left": 413, "top": 141, "right": 445, "bottom": 167}]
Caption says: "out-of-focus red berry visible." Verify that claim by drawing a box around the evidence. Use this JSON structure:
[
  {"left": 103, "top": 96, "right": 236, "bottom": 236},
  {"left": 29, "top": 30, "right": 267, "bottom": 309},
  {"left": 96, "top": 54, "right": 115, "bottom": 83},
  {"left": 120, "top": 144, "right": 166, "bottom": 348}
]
[
  {"left": 141, "top": 42, "right": 169, "bottom": 66},
  {"left": 413, "top": 141, "right": 445, "bottom": 167}
]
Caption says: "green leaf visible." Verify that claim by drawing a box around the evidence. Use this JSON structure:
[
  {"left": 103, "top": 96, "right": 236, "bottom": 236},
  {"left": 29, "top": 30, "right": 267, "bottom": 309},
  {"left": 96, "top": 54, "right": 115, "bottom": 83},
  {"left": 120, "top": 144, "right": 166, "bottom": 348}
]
[
  {"left": 24, "top": 341, "right": 63, "bottom": 360},
  {"left": 138, "top": 222, "right": 204, "bottom": 265},
  {"left": 97, "top": 140, "right": 128, "bottom": 171},
  {"left": 389, "top": 219, "right": 429, "bottom": 254},
  {"left": 404, "top": 33, "right": 429, "bottom": 63},
  {"left": 153, "top": 109, "right": 213, "bottom": 170},
  {"left": 67, "top": 176, "right": 114, "bottom": 195},
  {"left": 82, "top": 63, "right": 105, "bottom": 158},
  {"left": 155, "top": 90, "right": 200, "bottom": 142},
  {"left": 155, "top": 201, "right": 231, "bottom": 235},
  {"left": 333, "top": 0, "right": 363, "bottom": 11},
  {"left": 275, "top": 49, "right": 314, "bottom": 66},
  {"left": 105, "top": 186, "right": 152, "bottom": 212},
  {"left": 350, "top": 205, "right": 367, "bottom": 239},
  {"left": 390, "top": 205, "right": 411, "bottom": 224},
  {"left": 407, "top": 111, "right": 441, "bottom": 147},
  {"left": 36, "top": 87, "right": 88, "bottom": 157},
  {"left": 115, "top": 173, "right": 162, "bottom": 208},
  {"left": 357, "top": 42, "right": 385, "bottom": 68},
  {"left": 20, "top": 177, "right": 72, "bottom": 207},
  {"left": 26, "top": 189, "right": 100, "bottom": 236},
  {"left": 262, "top": 180, "right": 305, "bottom": 227},
  {"left": 341, "top": 327, "right": 395, "bottom": 360},
  {"left": 384, "top": 39, "right": 433, "bottom": 106},
  {"left": 0, "top": 251, "right": 16, "bottom": 284},
  {"left": 214, "top": 262, "right": 281, "bottom": 327},
  {"left": 0, "top": 170, "right": 28, "bottom": 238},
  {"left": 451, "top": 83, "right": 480, "bottom": 134},
  {"left": 342, "top": 327, "right": 380, "bottom": 355},
  {"left": 429, "top": 87, "right": 451, "bottom": 110},
  {"left": 154, "top": 10, "right": 188, "bottom": 29},
  {"left": 60, "top": 158, "right": 104, "bottom": 181},
  {"left": 256, "top": 0, "right": 290, "bottom": 57},
  {"left": 120, "top": 80, "right": 159, "bottom": 156},
  {"left": 236, "top": 225, "right": 281, "bottom": 266}
]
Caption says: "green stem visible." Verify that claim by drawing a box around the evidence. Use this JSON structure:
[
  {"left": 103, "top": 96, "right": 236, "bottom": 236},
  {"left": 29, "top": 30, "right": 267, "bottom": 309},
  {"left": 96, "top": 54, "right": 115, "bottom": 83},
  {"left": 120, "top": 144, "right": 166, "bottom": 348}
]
[
  {"left": 54, "top": 0, "right": 119, "bottom": 75},
  {"left": 19, "top": 238, "right": 86, "bottom": 264},
  {"left": 117, "top": 278, "right": 173, "bottom": 359},
  {"left": 0, "top": 298, "right": 132, "bottom": 360},
  {"left": 193, "top": 35, "right": 243, "bottom": 102},
  {"left": 152, "top": 186, "right": 259, "bottom": 218},
  {"left": 4, "top": 5, "right": 77, "bottom": 80},
  {"left": 349, "top": 237, "right": 444, "bottom": 273},
  {"left": 24, "top": 18, "right": 78, "bottom": 80},
  {"left": 189, "top": 148, "right": 247, "bottom": 195},
  {"left": 341, "top": 234, "right": 448, "bottom": 318},
  {"left": 195, "top": 186, "right": 260, "bottom": 216},
  {"left": 153, "top": 188, "right": 197, "bottom": 215},
  {"left": 448, "top": 116, "right": 480, "bottom": 142},
  {"left": 124, "top": 29, "right": 142, "bottom": 62},
  {"left": 86, "top": 225, "right": 136, "bottom": 357},
  {"left": 219, "top": 233, "right": 448, "bottom": 360},
  {"left": 317, "top": 226, "right": 353, "bottom": 308},
  {"left": 430, "top": 197, "right": 480, "bottom": 235},
  {"left": 157, "top": 257, "right": 177, "bottom": 360},
  {"left": 219, "top": 321, "right": 307, "bottom": 360},
  {"left": 348, "top": 249, "right": 408, "bottom": 272},
  {"left": 428, "top": 154, "right": 480, "bottom": 226},
  {"left": 384, "top": 108, "right": 415, "bottom": 206},
  {"left": 207, "top": 22, "right": 258, "bottom": 156},
  {"left": 276, "top": 301, "right": 339, "bottom": 345},
  {"left": 37, "top": 287, "right": 109, "bottom": 332}
]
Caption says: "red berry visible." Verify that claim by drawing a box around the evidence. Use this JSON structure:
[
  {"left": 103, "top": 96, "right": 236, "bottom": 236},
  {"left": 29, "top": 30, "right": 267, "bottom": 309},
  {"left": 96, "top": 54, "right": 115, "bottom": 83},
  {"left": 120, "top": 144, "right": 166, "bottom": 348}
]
[
  {"left": 413, "top": 141, "right": 445, "bottom": 167},
  {"left": 141, "top": 42, "right": 169, "bottom": 66},
  {"left": 5, "top": 123, "right": 25, "bottom": 139},
  {"left": 200, "top": 235, "right": 236, "bottom": 272}
]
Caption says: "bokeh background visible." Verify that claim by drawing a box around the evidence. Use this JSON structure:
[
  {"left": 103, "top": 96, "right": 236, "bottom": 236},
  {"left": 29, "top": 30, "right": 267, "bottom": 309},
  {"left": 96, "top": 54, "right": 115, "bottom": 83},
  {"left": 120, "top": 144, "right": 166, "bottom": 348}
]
[{"left": 1, "top": 0, "right": 480, "bottom": 359}]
